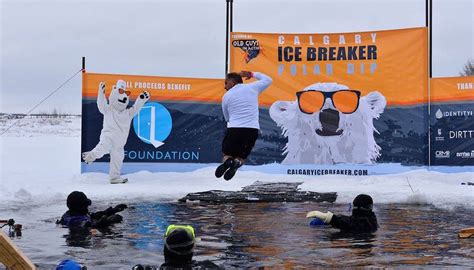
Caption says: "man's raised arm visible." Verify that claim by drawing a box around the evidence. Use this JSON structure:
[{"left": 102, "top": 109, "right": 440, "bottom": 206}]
[{"left": 241, "top": 71, "right": 272, "bottom": 93}]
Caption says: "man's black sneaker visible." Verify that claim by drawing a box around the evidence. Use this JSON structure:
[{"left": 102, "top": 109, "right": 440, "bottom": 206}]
[
  {"left": 223, "top": 159, "right": 242, "bottom": 181},
  {"left": 215, "top": 158, "right": 234, "bottom": 178}
]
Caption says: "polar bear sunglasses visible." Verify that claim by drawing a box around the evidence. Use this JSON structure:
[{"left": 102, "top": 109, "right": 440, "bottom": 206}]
[
  {"left": 118, "top": 88, "right": 131, "bottom": 96},
  {"left": 296, "top": 90, "right": 361, "bottom": 114}
]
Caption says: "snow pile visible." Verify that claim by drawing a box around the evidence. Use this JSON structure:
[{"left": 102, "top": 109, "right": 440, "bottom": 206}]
[{"left": 0, "top": 115, "right": 473, "bottom": 211}]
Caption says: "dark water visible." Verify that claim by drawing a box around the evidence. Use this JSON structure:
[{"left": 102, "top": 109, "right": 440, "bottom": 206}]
[{"left": 2, "top": 202, "right": 473, "bottom": 269}]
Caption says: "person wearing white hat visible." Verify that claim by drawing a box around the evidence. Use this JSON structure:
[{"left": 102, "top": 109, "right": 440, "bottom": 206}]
[{"left": 82, "top": 80, "right": 150, "bottom": 184}]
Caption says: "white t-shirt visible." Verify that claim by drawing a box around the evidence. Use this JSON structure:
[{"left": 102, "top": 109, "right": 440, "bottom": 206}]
[{"left": 222, "top": 72, "right": 272, "bottom": 129}]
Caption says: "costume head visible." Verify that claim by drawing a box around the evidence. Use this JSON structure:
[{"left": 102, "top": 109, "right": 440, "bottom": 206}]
[
  {"left": 163, "top": 225, "right": 195, "bottom": 264},
  {"left": 110, "top": 79, "right": 130, "bottom": 111},
  {"left": 66, "top": 191, "right": 91, "bottom": 215}
]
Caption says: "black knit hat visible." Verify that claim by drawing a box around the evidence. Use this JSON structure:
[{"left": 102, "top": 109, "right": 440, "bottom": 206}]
[
  {"left": 164, "top": 228, "right": 195, "bottom": 263},
  {"left": 353, "top": 194, "right": 373, "bottom": 210},
  {"left": 165, "top": 228, "right": 195, "bottom": 254},
  {"left": 66, "top": 191, "right": 91, "bottom": 214}
]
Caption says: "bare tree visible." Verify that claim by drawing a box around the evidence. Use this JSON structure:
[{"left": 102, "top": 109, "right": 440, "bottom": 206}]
[{"left": 460, "top": 59, "right": 474, "bottom": 76}]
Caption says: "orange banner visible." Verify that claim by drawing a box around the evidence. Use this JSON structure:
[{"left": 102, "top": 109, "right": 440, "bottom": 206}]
[
  {"left": 230, "top": 27, "right": 428, "bottom": 107},
  {"left": 82, "top": 72, "right": 223, "bottom": 103},
  {"left": 430, "top": 76, "right": 474, "bottom": 103}
]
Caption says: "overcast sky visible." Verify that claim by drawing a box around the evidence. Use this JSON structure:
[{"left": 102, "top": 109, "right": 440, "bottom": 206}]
[{"left": 1, "top": 0, "right": 472, "bottom": 114}]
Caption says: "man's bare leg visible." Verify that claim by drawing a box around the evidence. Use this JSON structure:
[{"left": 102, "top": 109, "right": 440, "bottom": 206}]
[
  {"left": 234, "top": 157, "right": 245, "bottom": 165},
  {"left": 223, "top": 155, "right": 233, "bottom": 162}
]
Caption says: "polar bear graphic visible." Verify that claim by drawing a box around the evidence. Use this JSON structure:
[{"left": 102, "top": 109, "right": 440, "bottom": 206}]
[{"left": 269, "top": 82, "right": 386, "bottom": 164}]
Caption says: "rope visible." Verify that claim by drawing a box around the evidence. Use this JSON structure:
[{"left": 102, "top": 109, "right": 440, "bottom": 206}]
[{"left": 1, "top": 68, "right": 83, "bottom": 136}]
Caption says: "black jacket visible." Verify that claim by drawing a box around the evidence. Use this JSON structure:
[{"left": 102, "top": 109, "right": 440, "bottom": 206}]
[
  {"left": 329, "top": 209, "right": 378, "bottom": 233},
  {"left": 57, "top": 205, "right": 125, "bottom": 229}
]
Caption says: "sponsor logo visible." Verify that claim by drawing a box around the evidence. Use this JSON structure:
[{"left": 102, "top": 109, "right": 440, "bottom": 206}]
[
  {"left": 457, "top": 82, "right": 473, "bottom": 90},
  {"left": 232, "top": 39, "right": 261, "bottom": 63},
  {"left": 435, "top": 108, "right": 473, "bottom": 119},
  {"left": 435, "top": 128, "right": 444, "bottom": 141},
  {"left": 133, "top": 102, "right": 172, "bottom": 148},
  {"left": 435, "top": 150, "right": 450, "bottom": 158},
  {"left": 449, "top": 130, "right": 474, "bottom": 139},
  {"left": 456, "top": 152, "right": 472, "bottom": 158}
]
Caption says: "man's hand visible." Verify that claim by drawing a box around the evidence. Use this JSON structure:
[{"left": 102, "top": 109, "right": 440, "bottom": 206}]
[
  {"left": 139, "top": 91, "right": 150, "bottom": 100},
  {"left": 240, "top": 71, "right": 253, "bottom": 80},
  {"left": 99, "top": 81, "right": 106, "bottom": 94},
  {"left": 106, "top": 214, "right": 123, "bottom": 224},
  {"left": 306, "top": 210, "right": 334, "bottom": 224},
  {"left": 113, "top": 204, "right": 128, "bottom": 213}
]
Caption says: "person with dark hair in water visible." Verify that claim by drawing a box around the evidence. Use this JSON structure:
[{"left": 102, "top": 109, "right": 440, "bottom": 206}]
[
  {"left": 133, "top": 225, "right": 222, "bottom": 270},
  {"left": 56, "top": 191, "right": 127, "bottom": 229},
  {"left": 215, "top": 70, "right": 272, "bottom": 181},
  {"left": 306, "top": 194, "right": 378, "bottom": 233}
]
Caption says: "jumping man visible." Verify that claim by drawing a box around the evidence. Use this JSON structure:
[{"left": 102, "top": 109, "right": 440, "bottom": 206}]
[{"left": 215, "top": 71, "right": 272, "bottom": 180}]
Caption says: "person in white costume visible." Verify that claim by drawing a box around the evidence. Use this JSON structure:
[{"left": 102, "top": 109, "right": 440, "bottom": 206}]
[{"left": 82, "top": 80, "right": 150, "bottom": 184}]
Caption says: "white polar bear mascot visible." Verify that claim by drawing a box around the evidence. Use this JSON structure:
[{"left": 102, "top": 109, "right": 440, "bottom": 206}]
[
  {"left": 82, "top": 80, "right": 150, "bottom": 184},
  {"left": 269, "top": 82, "right": 386, "bottom": 165}
]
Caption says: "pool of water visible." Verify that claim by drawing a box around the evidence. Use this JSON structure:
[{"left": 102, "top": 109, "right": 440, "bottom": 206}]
[{"left": 1, "top": 201, "right": 473, "bottom": 269}]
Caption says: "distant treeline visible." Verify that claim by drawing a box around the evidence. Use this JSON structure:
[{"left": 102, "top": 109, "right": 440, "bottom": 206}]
[{"left": 0, "top": 113, "right": 81, "bottom": 119}]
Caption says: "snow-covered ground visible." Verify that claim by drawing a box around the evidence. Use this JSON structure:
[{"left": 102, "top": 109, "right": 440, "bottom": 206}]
[{"left": 0, "top": 116, "right": 473, "bottom": 211}]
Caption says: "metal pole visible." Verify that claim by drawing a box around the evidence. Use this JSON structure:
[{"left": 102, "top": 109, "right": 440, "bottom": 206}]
[
  {"left": 82, "top": 56, "right": 86, "bottom": 73},
  {"left": 426, "top": 0, "right": 432, "bottom": 167},
  {"left": 230, "top": 0, "right": 233, "bottom": 32},
  {"left": 225, "top": 0, "right": 230, "bottom": 76}
]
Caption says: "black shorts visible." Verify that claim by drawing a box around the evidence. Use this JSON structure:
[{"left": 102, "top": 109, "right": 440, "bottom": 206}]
[{"left": 222, "top": 128, "right": 259, "bottom": 159}]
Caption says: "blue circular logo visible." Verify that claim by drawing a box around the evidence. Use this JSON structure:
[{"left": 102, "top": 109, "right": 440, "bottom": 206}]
[{"left": 133, "top": 102, "right": 172, "bottom": 148}]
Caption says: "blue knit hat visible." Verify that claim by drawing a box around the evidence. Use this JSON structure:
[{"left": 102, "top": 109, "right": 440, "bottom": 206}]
[{"left": 56, "top": 259, "right": 84, "bottom": 270}]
